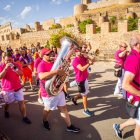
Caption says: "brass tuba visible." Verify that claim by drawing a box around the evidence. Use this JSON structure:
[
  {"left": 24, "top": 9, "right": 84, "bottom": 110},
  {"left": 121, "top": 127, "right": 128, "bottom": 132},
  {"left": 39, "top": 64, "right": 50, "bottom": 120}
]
[{"left": 45, "top": 37, "right": 79, "bottom": 96}]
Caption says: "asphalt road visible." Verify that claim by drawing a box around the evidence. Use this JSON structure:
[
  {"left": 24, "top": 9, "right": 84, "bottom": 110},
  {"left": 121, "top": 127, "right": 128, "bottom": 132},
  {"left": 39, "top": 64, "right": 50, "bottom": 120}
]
[{"left": 0, "top": 61, "right": 135, "bottom": 140}]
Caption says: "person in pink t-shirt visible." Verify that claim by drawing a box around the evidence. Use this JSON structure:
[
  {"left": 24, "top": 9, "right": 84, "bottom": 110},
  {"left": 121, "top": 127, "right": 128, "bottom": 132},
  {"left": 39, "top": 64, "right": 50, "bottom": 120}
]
[
  {"left": 34, "top": 48, "right": 43, "bottom": 104},
  {"left": 0, "top": 53, "right": 31, "bottom": 124},
  {"left": 114, "top": 42, "right": 128, "bottom": 98},
  {"left": 72, "top": 47, "right": 94, "bottom": 117},
  {"left": 37, "top": 48, "right": 80, "bottom": 133},
  {"left": 113, "top": 34, "right": 140, "bottom": 139}
]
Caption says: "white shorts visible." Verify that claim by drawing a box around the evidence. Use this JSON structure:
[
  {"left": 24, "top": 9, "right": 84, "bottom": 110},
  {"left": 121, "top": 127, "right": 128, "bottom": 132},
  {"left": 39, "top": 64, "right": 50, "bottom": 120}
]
[
  {"left": 0, "top": 89, "right": 24, "bottom": 104},
  {"left": 135, "top": 107, "right": 140, "bottom": 125},
  {"left": 42, "top": 92, "right": 66, "bottom": 111},
  {"left": 69, "top": 80, "right": 77, "bottom": 87}
]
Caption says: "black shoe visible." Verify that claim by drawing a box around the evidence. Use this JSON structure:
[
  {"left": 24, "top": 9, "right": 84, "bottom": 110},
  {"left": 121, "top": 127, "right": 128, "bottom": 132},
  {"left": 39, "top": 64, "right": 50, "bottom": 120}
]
[
  {"left": 67, "top": 125, "right": 80, "bottom": 133},
  {"left": 43, "top": 120, "right": 50, "bottom": 130},
  {"left": 4, "top": 111, "right": 10, "bottom": 118},
  {"left": 113, "top": 124, "right": 122, "bottom": 138},
  {"left": 65, "top": 94, "right": 71, "bottom": 101},
  {"left": 72, "top": 98, "right": 78, "bottom": 105},
  {"left": 22, "top": 117, "right": 32, "bottom": 124}
]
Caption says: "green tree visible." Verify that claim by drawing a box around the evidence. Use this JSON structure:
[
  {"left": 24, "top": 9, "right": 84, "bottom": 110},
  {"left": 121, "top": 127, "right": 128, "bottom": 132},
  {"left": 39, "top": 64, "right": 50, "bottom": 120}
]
[
  {"left": 49, "top": 30, "right": 73, "bottom": 48},
  {"left": 78, "top": 19, "right": 93, "bottom": 34},
  {"left": 128, "top": 17, "right": 139, "bottom": 31},
  {"left": 44, "top": 40, "right": 50, "bottom": 48},
  {"left": 96, "top": 26, "right": 101, "bottom": 33},
  {"left": 109, "top": 16, "right": 118, "bottom": 32},
  {"left": 49, "top": 23, "right": 62, "bottom": 29},
  {"left": 110, "top": 16, "right": 117, "bottom": 26},
  {"left": 66, "top": 24, "right": 74, "bottom": 28}
]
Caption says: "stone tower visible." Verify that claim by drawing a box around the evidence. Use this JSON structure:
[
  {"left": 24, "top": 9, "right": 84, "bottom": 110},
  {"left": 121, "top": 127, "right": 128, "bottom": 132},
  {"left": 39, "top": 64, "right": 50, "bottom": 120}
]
[
  {"left": 81, "top": 0, "right": 91, "bottom": 5},
  {"left": 118, "top": 0, "right": 139, "bottom": 4}
]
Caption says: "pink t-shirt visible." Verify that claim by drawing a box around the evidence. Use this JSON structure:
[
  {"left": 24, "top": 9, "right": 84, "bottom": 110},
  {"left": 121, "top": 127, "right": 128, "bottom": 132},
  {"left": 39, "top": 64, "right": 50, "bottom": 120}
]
[
  {"left": 37, "top": 60, "right": 53, "bottom": 97},
  {"left": 34, "top": 57, "right": 42, "bottom": 69},
  {"left": 124, "top": 49, "right": 140, "bottom": 101},
  {"left": 0, "top": 63, "right": 22, "bottom": 91},
  {"left": 72, "top": 55, "right": 88, "bottom": 82},
  {"left": 115, "top": 50, "right": 127, "bottom": 68}
]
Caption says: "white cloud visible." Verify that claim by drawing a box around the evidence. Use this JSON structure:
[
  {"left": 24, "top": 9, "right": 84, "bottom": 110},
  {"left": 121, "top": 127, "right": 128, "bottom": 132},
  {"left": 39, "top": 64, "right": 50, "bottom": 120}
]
[
  {"left": 3, "top": 5, "right": 11, "bottom": 11},
  {"left": 51, "top": 0, "right": 70, "bottom": 5},
  {"left": 51, "top": 0, "right": 62, "bottom": 5},
  {"left": 20, "top": 6, "right": 32, "bottom": 19}
]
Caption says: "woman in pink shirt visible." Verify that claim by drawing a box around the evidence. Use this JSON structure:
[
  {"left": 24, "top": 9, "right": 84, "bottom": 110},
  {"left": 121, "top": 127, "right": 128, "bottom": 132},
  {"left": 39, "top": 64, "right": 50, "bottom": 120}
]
[{"left": 114, "top": 42, "right": 128, "bottom": 98}]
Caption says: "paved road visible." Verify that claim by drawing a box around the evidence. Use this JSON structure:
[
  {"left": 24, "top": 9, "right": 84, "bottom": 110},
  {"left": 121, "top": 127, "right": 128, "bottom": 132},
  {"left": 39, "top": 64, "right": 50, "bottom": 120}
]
[{"left": 0, "top": 61, "right": 135, "bottom": 140}]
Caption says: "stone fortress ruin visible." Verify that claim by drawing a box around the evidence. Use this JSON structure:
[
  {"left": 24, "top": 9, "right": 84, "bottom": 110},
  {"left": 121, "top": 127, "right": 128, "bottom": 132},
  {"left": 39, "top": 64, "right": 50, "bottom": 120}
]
[{"left": 0, "top": 0, "right": 140, "bottom": 59}]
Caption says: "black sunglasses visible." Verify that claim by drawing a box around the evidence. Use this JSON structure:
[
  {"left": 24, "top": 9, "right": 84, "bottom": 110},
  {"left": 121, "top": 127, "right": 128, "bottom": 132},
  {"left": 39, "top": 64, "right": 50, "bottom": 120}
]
[{"left": 44, "top": 53, "right": 50, "bottom": 56}]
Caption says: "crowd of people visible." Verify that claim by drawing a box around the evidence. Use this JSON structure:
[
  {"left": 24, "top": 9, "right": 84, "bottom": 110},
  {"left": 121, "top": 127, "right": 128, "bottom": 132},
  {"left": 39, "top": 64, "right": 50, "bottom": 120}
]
[
  {"left": 0, "top": 41, "right": 95, "bottom": 133},
  {"left": 0, "top": 34, "right": 140, "bottom": 139}
]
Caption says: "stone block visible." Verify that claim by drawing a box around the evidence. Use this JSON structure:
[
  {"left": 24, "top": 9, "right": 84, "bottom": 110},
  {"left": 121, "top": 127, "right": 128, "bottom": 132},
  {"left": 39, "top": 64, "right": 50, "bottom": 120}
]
[
  {"left": 101, "top": 22, "right": 111, "bottom": 34},
  {"left": 86, "top": 24, "right": 96, "bottom": 34},
  {"left": 118, "top": 20, "right": 128, "bottom": 33}
]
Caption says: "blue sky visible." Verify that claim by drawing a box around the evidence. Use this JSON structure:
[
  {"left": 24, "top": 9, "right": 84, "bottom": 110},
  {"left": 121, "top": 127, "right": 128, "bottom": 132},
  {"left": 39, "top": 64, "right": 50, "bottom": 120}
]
[{"left": 0, "top": 0, "right": 96, "bottom": 28}]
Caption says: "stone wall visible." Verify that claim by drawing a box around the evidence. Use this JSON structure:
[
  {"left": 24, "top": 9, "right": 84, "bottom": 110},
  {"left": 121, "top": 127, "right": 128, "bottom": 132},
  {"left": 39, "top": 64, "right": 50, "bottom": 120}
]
[
  {"left": 88, "top": 0, "right": 118, "bottom": 10},
  {"left": 0, "top": 22, "right": 12, "bottom": 46},
  {"left": 85, "top": 19, "right": 140, "bottom": 59},
  {"left": 60, "top": 16, "right": 77, "bottom": 27},
  {"left": 42, "top": 19, "right": 55, "bottom": 30},
  {"left": 10, "top": 19, "right": 140, "bottom": 60},
  {"left": 1, "top": 19, "right": 140, "bottom": 60},
  {"left": 19, "top": 26, "right": 80, "bottom": 47}
]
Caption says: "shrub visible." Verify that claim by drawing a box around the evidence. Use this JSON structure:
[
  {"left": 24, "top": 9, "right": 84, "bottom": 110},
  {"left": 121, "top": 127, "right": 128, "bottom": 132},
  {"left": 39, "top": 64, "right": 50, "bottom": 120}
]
[
  {"left": 49, "top": 30, "right": 73, "bottom": 48},
  {"left": 49, "top": 23, "right": 62, "bottom": 29},
  {"left": 111, "top": 27, "right": 118, "bottom": 32},
  {"left": 66, "top": 24, "right": 74, "bottom": 28},
  {"left": 128, "top": 17, "right": 139, "bottom": 31},
  {"left": 96, "top": 27, "right": 101, "bottom": 33},
  {"left": 44, "top": 40, "right": 50, "bottom": 48},
  {"left": 78, "top": 19, "right": 93, "bottom": 34}
]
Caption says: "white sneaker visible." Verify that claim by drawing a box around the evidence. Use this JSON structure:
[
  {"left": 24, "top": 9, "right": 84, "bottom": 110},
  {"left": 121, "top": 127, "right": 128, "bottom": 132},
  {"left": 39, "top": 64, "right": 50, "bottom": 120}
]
[
  {"left": 38, "top": 98, "right": 43, "bottom": 104},
  {"left": 114, "top": 93, "right": 123, "bottom": 97}
]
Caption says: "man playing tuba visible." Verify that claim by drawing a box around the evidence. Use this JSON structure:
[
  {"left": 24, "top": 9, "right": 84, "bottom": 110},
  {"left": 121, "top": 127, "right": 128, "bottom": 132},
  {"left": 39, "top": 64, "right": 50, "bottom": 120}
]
[{"left": 37, "top": 48, "right": 80, "bottom": 132}]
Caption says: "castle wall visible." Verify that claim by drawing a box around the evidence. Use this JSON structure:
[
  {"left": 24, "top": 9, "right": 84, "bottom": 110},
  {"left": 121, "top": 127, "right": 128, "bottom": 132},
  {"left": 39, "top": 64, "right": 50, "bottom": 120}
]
[
  {"left": 0, "top": 22, "right": 12, "bottom": 47},
  {"left": 19, "top": 26, "right": 80, "bottom": 47},
  {"left": 87, "top": 0, "right": 118, "bottom": 10},
  {"left": 34, "top": 22, "right": 42, "bottom": 31},
  {"left": 82, "top": 0, "right": 91, "bottom": 5},
  {"left": 74, "top": 4, "right": 87, "bottom": 16},
  {"left": 42, "top": 19, "right": 55, "bottom": 30},
  {"left": 118, "top": 0, "right": 136, "bottom": 4},
  {"left": 60, "top": 16, "right": 77, "bottom": 27},
  {"left": 7, "top": 19, "right": 139, "bottom": 60}
]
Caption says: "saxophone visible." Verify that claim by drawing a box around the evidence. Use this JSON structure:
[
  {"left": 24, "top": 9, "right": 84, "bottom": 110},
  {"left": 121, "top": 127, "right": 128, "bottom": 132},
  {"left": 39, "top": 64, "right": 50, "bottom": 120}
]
[{"left": 45, "top": 37, "right": 79, "bottom": 96}]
